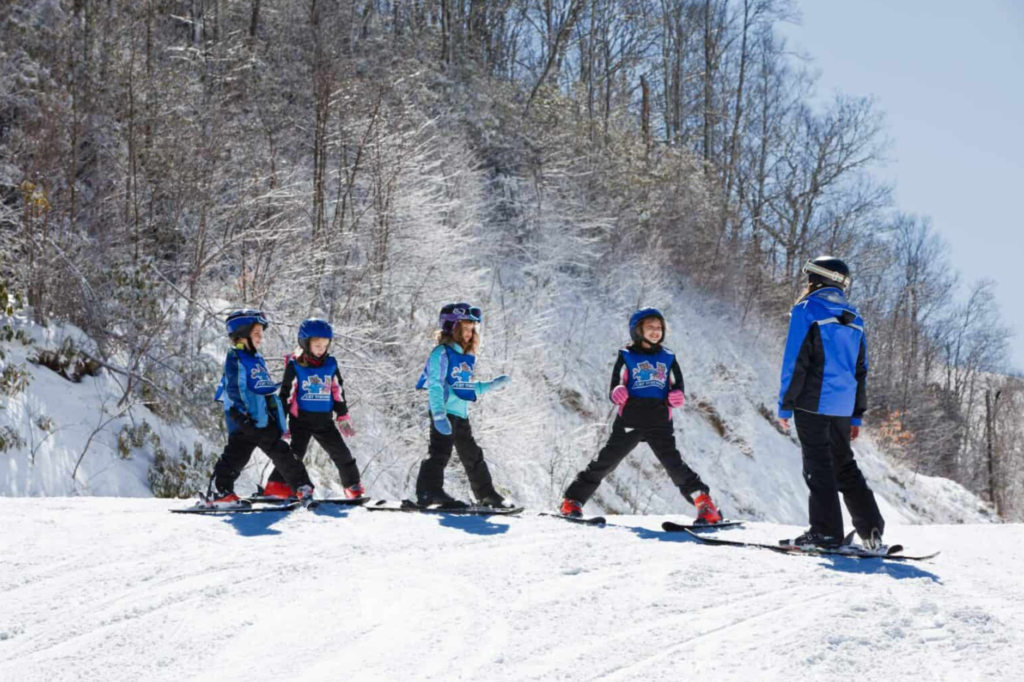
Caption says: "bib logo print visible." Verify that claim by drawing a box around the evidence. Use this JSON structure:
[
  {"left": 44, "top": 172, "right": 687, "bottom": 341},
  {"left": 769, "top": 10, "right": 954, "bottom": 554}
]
[
  {"left": 250, "top": 366, "right": 276, "bottom": 390},
  {"left": 632, "top": 361, "right": 668, "bottom": 389},
  {"left": 301, "top": 374, "right": 332, "bottom": 401},
  {"left": 450, "top": 361, "right": 474, "bottom": 394},
  {"left": 451, "top": 362, "right": 474, "bottom": 384}
]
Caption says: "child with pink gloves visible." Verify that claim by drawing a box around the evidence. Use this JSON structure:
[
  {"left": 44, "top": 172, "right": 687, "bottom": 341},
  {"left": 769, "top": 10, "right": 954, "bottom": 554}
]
[{"left": 559, "top": 308, "right": 723, "bottom": 522}]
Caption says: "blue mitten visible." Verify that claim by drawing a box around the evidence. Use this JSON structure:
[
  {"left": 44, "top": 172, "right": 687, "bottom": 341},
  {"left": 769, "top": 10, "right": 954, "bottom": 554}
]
[
  {"left": 432, "top": 412, "right": 452, "bottom": 435},
  {"left": 477, "top": 374, "right": 511, "bottom": 396}
]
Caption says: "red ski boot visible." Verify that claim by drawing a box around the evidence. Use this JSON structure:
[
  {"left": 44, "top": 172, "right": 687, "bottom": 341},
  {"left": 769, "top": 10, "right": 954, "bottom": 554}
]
[
  {"left": 344, "top": 483, "right": 366, "bottom": 500},
  {"left": 263, "top": 480, "right": 295, "bottom": 499},
  {"left": 198, "top": 491, "right": 251, "bottom": 511},
  {"left": 693, "top": 492, "right": 723, "bottom": 525},
  {"left": 560, "top": 498, "right": 584, "bottom": 518}
]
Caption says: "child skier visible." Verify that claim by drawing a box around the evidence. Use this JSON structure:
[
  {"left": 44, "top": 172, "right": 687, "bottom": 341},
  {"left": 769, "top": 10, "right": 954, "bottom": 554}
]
[
  {"left": 559, "top": 308, "right": 723, "bottom": 523},
  {"left": 205, "top": 309, "right": 315, "bottom": 509},
  {"left": 263, "top": 318, "right": 364, "bottom": 500},
  {"left": 777, "top": 256, "right": 885, "bottom": 549},
  {"left": 414, "top": 302, "right": 512, "bottom": 509}
]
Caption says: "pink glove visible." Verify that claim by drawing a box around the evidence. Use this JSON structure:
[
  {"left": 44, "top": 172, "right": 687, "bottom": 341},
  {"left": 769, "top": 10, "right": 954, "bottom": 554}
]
[
  {"left": 336, "top": 415, "right": 356, "bottom": 438},
  {"left": 611, "top": 385, "right": 629, "bottom": 416},
  {"left": 667, "top": 390, "right": 685, "bottom": 409}
]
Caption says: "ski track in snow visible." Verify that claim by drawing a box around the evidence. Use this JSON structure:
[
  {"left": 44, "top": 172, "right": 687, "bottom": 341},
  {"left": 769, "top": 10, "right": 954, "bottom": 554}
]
[{"left": 1, "top": 499, "right": 1022, "bottom": 682}]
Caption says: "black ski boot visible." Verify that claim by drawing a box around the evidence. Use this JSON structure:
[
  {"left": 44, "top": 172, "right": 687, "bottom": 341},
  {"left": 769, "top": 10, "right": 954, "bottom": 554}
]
[
  {"left": 476, "top": 492, "right": 514, "bottom": 509},
  {"left": 417, "top": 490, "right": 469, "bottom": 510},
  {"left": 780, "top": 529, "right": 841, "bottom": 549}
]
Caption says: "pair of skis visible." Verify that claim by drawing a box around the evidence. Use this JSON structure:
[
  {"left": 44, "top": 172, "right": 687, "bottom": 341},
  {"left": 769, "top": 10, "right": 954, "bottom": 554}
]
[
  {"left": 170, "top": 495, "right": 369, "bottom": 515},
  {"left": 364, "top": 499, "right": 525, "bottom": 516},
  {"left": 539, "top": 515, "right": 744, "bottom": 529},
  {"left": 675, "top": 528, "right": 939, "bottom": 562}
]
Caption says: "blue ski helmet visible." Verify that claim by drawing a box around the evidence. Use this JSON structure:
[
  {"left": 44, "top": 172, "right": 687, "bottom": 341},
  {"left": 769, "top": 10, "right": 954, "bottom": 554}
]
[
  {"left": 225, "top": 309, "right": 269, "bottom": 340},
  {"left": 297, "top": 318, "right": 333, "bottom": 355},
  {"left": 439, "top": 302, "right": 482, "bottom": 335},
  {"left": 629, "top": 307, "right": 666, "bottom": 345}
]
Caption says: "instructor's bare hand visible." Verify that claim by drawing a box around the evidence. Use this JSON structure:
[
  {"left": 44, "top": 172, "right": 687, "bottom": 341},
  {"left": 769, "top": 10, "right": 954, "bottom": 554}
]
[
  {"left": 851, "top": 425, "right": 861, "bottom": 441},
  {"left": 779, "top": 417, "right": 790, "bottom": 432}
]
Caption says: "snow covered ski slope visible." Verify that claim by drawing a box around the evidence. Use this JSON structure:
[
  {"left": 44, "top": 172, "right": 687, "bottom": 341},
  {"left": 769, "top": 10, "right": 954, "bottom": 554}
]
[{"left": 1, "top": 499, "right": 1022, "bottom": 682}]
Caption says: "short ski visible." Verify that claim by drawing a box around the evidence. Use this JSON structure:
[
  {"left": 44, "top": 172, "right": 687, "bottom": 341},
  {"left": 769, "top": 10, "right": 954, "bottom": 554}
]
[
  {"left": 314, "top": 496, "right": 371, "bottom": 506},
  {"left": 247, "top": 495, "right": 370, "bottom": 506},
  {"left": 681, "top": 529, "right": 939, "bottom": 562},
  {"left": 662, "top": 520, "right": 744, "bottom": 532},
  {"left": 365, "top": 500, "right": 524, "bottom": 516},
  {"left": 539, "top": 512, "right": 606, "bottom": 526},
  {"left": 171, "top": 500, "right": 302, "bottom": 515}
]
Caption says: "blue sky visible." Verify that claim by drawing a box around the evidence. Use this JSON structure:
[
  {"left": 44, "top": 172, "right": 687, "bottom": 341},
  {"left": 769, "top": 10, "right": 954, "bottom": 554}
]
[{"left": 783, "top": 0, "right": 1024, "bottom": 371}]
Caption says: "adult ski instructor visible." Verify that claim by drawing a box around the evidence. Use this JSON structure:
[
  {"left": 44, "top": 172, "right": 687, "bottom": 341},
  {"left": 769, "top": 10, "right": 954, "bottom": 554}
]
[{"left": 777, "top": 256, "right": 886, "bottom": 550}]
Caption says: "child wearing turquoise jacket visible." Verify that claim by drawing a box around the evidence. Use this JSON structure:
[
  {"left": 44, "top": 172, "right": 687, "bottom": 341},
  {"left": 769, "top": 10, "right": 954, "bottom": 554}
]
[{"left": 414, "top": 302, "right": 512, "bottom": 508}]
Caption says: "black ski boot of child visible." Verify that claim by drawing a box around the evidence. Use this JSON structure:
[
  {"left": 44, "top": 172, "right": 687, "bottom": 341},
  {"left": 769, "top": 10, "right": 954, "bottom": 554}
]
[
  {"left": 476, "top": 492, "right": 513, "bottom": 509},
  {"left": 417, "top": 490, "right": 469, "bottom": 509}
]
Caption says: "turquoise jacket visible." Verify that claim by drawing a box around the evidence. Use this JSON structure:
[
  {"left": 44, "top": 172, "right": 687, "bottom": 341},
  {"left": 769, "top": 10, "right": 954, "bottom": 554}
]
[{"left": 423, "top": 342, "right": 503, "bottom": 419}]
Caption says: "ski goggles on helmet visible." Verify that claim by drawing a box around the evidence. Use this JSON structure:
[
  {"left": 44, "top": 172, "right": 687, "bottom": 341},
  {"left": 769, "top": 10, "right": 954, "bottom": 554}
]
[
  {"left": 801, "top": 261, "right": 852, "bottom": 289},
  {"left": 440, "top": 303, "right": 482, "bottom": 325}
]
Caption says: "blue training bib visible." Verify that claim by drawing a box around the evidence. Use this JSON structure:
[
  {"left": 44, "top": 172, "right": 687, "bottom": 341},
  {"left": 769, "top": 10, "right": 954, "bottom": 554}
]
[
  {"left": 621, "top": 347, "right": 674, "bottom": 400},
  {"left": 291, "top": 356, "right": 338, "bottom": 413}
]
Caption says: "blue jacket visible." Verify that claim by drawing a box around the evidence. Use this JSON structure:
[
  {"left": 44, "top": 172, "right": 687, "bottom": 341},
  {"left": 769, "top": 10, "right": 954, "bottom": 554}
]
[
  {"left": 416, "top": 342, "right": 503, "bottom": 419},
  {"left": 778, "top": 288, "right": 869, "bottom": 424},
  {"left": 215, "top": 346, "right": 288, "bottom": 434}
]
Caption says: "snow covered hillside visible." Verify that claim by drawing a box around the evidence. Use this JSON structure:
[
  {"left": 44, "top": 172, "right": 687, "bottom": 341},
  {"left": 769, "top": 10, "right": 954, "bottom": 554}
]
[
  {"left": 0, "top": 317, "right": 213, "bottom": 497},
  {"left": 0, "top": 287, "right": 996, "bottom": 530},
  {"left": 1, "top": 499, "right": 1021, "bottom": 682}
]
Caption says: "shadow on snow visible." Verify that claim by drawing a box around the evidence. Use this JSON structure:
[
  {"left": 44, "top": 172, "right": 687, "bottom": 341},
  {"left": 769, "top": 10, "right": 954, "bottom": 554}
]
[{"left": 621, "top": 523, "right": 942, "bottom": 583}]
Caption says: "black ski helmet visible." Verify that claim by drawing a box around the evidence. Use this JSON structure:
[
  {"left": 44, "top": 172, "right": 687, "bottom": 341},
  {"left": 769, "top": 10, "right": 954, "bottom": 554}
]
[
  {"left": 802, "top": 256, "right": 851, "bottom": 290},
  {"left": 629, "top": 307, "right": 666, "bottom": 345}
]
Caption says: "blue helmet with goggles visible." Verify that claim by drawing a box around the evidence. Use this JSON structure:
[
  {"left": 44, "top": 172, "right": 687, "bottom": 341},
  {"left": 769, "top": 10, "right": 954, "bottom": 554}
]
[
  {"left": 225, "top": 309, "right": 269, "bottom": 339},
  {"left": 439, "top": 302, "right": 482, "bottom": 335},
  {"left": 297, "top": 318, "right": 333, "bottom": 355}
]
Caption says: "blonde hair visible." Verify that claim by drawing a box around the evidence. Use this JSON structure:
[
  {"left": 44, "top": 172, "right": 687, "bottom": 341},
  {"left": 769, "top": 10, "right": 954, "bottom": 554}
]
[{"left": 433, "top": 320, "right": 481, "bottom": 355}]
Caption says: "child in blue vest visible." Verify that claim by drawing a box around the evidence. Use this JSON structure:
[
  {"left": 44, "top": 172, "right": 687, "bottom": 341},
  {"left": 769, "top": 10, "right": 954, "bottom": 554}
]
[
  {"left": 205, "top": 310, "right": 314, "bottom": 509},
  {"left": 560, "top": 308, "right": 723, "bottom": 523},
  {"left": 263, "top": 318, "right": 364, "bottom": 500},
  {"left": 414, "top": 302, "right": 512, "bottom": 508}
]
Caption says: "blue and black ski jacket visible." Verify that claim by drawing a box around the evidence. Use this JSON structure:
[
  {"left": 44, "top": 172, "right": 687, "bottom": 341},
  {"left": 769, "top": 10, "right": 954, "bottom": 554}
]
[
  {"left": 777, "top": 287, "right": 868, "bottom": 425},
  {"left": 215, "top": 345, "right": 288, "bottom": 434}
]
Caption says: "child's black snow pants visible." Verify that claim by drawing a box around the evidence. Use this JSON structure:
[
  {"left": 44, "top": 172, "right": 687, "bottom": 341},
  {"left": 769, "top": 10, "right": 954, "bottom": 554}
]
[
  {"left": 267, "top": 415, "right": 360, "bottom": 488},
  {"left": 564, "top": 416, "right": 707, "bottom": 504},
  {"left": 415, "top": 415, "right": 498, "bottom": 501},
  {"left": 213, "top": 423, "right": 312, "bottom": 494}
]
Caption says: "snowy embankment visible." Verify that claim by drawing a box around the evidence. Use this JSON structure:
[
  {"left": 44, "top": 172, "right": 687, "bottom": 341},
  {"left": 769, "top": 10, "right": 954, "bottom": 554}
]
[
  {"left": 0, "top": 318, "right": 212, "bottom": 497},
  {"left": 0, "top": 499, "right": 1021, "bottom": 681}
]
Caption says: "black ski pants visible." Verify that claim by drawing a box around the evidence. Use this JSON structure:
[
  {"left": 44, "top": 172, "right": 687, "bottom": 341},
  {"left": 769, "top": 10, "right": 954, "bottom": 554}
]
[
  {"left": 268, "top": 420, "right": 361, "bottom": 488},
  {"left": 564, "top": 418, "right": 707, "bottom": 504},
  {"left": 794, "top": 410, "right": 885, "bottom": 541},
  {"left": 213, "top": 425, "right": 312, "bottom": 494},
  {"left": 415, "top": 415, "right": 497, "bottom": 500}
]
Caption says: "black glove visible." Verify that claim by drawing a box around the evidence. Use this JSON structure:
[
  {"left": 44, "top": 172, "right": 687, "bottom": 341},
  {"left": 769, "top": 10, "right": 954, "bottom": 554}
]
[{"left": 229, "top": 407, "right": 257, "bottom": 435}]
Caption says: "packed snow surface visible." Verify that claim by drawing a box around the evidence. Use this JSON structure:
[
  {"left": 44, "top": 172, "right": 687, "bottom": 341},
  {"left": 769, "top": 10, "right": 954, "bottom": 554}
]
[{"left": 1, "top": 499, "right": 1021, "bottom": 681}]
